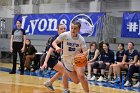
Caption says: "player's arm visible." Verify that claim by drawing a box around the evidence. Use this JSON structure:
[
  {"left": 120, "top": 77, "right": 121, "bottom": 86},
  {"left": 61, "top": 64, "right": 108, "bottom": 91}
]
[
  {"left": 82, "top": 47, "right": 88, "bottom": 56},
  {"left": 52, "top": 39, "right": 61, "bottom": 52},
  {"left": 22, "top": 35, "right": 26, "bottom": 52},
  {"left": 122, "top": 54, "right": 127, "bottom": 64},
  {"left": 10, "top": 35, "right": 14, "bottom": 52},
  {"left": 52, "top": 32, "right": 65, "bottom": 52},
  {"left": 136, "top": 60, "right": 140, "bottom": 66},
  {"left": 10, "top": 29, "right": 14, "bottom": 52},
  {"left": 41, "top": 47, "right": 55, "bottom": 70},
  {"left": 81, "top": 38, "right": 87, "bottom": 56},
  {"left": 44, "top": 47, "right": 54, "bottom": 64},
  {"left": 130, "top": 55, "right": 138, "bottom": 64}
]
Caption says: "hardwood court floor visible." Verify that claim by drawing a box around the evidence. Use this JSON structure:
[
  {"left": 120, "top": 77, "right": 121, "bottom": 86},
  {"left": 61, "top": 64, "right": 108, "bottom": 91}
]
[{"left": 0, "top": 62, "right": 139, "bottom": 93}]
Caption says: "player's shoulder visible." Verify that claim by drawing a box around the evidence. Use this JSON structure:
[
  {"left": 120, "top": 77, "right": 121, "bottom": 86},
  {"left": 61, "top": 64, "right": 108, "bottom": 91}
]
[
  {"left": 60, "top": 31, "right": 70, "bottom": 36},
  {"left": 78, "top": 34, "right": 85, "bottom": 41}
]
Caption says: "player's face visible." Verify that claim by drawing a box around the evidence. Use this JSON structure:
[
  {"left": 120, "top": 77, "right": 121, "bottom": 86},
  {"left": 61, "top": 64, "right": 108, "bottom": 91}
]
[
  {"left": 91, "top": 44, "right": 96, "bottom": 50},
  {"left": 58, "top": 25, "right": 66, "bottom": 34},
  {"left": 118, "top": 44, "right": 123, "bottom": 51},
  {"left": 25, "top": 40, "right": 30, "bottom": 45},
  {"left": 71, "top": 24, "right": 80, "bottom": 37},
  {"left": 128, "top": 43, "right": 133, "bottom": 50},
  {"left": 103, "top": 44, "right": 108, "bottom": 51},
  {"left": 16, "top": 21, "right": 21, "bottom": 29}
]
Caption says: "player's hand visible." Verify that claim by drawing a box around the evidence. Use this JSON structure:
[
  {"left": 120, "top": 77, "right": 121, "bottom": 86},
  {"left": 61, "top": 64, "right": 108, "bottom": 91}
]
[
  {"left": 21, "top": 47, "right": 25, "bottom": 53},
  {"left": 88, "top": 60, "right": 93, "bottom": 63},
  {"left": 98, "top": 61, "right": 103, "bottom": 64},
  {"left": 135, "top": 62, "right": 140, "bottom": 66},
  {"left": 41, "top": 62, "right": 47, "bottom": 71},
  {"left": 122, "top": 61, "right": 126, "bottom": 65},
  {"left": 56, "top": 47, "right": 62, "bottom": 53},
  {"left": 10, "top": 47, "right": 13, "bottom": 52},
  {"left": 129, "top": 61, "right": 135, "bottom": 64}
]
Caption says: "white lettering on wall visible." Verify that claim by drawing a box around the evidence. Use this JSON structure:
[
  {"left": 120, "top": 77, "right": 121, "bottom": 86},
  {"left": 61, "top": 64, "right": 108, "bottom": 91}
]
[
  {"left": 38, "top": 19, "right": 47, "bottom": 32},
  {"left": 47, "top": 19, "right": 57, "bottom": 31}
]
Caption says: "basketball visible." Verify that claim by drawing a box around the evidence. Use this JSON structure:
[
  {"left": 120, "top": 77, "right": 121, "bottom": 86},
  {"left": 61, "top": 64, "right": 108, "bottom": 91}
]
[{"left": 74, "top": 53, "right": 87, "bottom": 67}]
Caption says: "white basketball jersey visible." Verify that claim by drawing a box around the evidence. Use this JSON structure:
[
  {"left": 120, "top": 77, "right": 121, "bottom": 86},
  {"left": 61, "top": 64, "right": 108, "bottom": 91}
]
[{"left": 56, "top": 31, "right": 86, "bottom": 57}]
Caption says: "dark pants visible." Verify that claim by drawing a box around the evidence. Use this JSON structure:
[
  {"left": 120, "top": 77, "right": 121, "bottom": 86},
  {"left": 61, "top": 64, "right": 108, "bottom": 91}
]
[
  {"left": 126, "top": 65, "right": 140, "bottom": 82},
  {"left": 12, "top": 42, "right": 24, "bottom": 73},
  {"left": 93, "top": 62, "right": 107, "bottom": 69},
  {"left": 33, "top": 54, "right": 41, "bottom": 70}
]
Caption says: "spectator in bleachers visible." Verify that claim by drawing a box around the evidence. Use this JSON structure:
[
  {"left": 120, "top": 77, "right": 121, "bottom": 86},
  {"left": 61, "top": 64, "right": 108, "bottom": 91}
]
[
  {"left": 124, "top": 54, "right": 140, "bottom": 87},
  {"left": 92, "top": 42, "right": 114, "bottom": 82},
  {"left": 107, "top": 43, "right": 125, "bottom": 81},
  {"left": 113, "top": 42, "right": 138, "bottom": 84},
  {"left": 87, "top": 42, "right": 100, "bottom": 80},
  {"left": 24, "top": 39, "right": 37, "bottom": 71}
]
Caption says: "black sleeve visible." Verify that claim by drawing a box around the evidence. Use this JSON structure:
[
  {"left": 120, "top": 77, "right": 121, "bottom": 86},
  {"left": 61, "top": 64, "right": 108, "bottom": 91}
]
[
  {"left": 109, "top": 50, "right": 114, "bottom": 63},
  {"left": 12, "top": 29, "right": 15, "bottom": 35},
  {"left": 124, "top": 50, "right": 128, "bottom": 56},
  {"left": 21, "top": 29, "right": 26, "bottom": 35},
  {"left": 134, "top": 50, "right": 139, "bottom": 56}
]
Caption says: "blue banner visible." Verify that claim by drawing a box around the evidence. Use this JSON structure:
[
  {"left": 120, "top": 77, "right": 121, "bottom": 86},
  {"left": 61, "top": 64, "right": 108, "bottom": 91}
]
[
  {"left": 121, "top": 12, "right": 140, "bottom": 38},
  {"left": 14, "top": 13, "right": 105, "bottom": 36}
]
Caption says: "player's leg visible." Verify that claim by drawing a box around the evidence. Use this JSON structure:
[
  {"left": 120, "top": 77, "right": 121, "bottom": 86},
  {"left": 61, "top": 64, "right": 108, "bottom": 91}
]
[
  {"left": 108, "top": 64, "right": 116, "bottom": 80},
  {"left": 62, "top": 58, "right": 80, "bottom": 84},
  {"left": 74, "top": 66, "right": 89, "bottom": 93},
  {"left": 53, "top": 61, "right": 69, "bottom": 90},
  {"left": 87, "top": 62, "right": 94, "bottom": 80},
  {"left": 44, "top": 61, "right": 69, "bottom": 91},
  {"left": 44, "top": 72, "right": 61, "bottom": 91},
  {"left": 66, "top": 70, "right": 79, "bottom": 84}
]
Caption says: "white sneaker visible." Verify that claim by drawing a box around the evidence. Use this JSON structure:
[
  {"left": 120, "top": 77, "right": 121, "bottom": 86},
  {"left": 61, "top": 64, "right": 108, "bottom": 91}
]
[
  {"left": 133, "top": 82, "right": 140, "bottom": 88},
  {"left": 44, "top": 81, "right": 55, "bottom": 91},
  {"left": 87, "top": 75, "right": 91, "bottom": 80},
  {"left": 124, "top": 80, "right": 131, "bottom": 87},
  {"left": 97, "top": 76, "right": 104, "bottom": 82},
  {"left": 90, "top": 76, "right": 96, "bottom": 81}
]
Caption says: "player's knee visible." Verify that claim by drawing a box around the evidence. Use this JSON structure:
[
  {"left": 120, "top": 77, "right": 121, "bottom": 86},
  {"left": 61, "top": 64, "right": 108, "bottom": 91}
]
[
  {"left": 93, "top": 62, "right": 99, "bottom": 68},
  {"left": 78, "top": 73, "right": 86, "bottom": 81},
  {"left": 100, "top": 63, "right": 106, "bottom": 69},
  {"left": 73, "top": 79, "right": 79, "bottom": 84},
  {"left": 74, "top": 80, "right": 79, "bottom": 84}
]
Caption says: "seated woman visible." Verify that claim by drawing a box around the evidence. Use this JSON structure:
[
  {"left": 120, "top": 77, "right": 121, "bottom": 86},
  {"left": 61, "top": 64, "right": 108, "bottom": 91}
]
[
  {"left": 86, "top": 42, "right": 100, "bottom": 80},
  {"left": 24, "top": 39, "right": 37, "bottom": 71},
  {"left": 124, "top": 54, "right": 140, "bottom": 87},
  {"left": 107, "top": 43, "right": 125, "bottom": 82},
  {"left": 92, "top": 42, "right": 114, "bottom": 82},
  {"left": 113, "top": 42, "right": 138, "bottom": 83}
]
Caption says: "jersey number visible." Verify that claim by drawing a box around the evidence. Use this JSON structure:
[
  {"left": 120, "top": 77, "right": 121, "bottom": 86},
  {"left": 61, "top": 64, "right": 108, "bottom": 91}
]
[{"left": 68, "top": 47, "right": 75, "bottom": 51}]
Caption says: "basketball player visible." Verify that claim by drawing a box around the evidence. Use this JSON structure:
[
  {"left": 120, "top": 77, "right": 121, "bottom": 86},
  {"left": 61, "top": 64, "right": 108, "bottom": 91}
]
[
  {"left": 41, "top": 24, "right": 69, "bottom": 93},
  {"left": 52, "top": 22, "right": 89, "bottom": 93}
]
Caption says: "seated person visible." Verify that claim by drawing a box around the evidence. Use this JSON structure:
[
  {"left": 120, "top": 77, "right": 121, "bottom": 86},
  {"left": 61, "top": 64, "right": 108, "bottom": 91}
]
[
  {"left": 24, "top": 39, "right": 37, "bottom": 71},
  {"left": 107, "top": 43, "right": 125, "bottom": 82},
  {"left": 124, "top": 53, "right": 140, "bottom": 87},
  {"left": 92, "top": 42, "right": 114, "bottom": 81},
  {"left": 113, "top": 42, "right": 138, "bottom": 83},
  {"left": 87, "top": 42, "right": 100, "bottom": 80}
]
